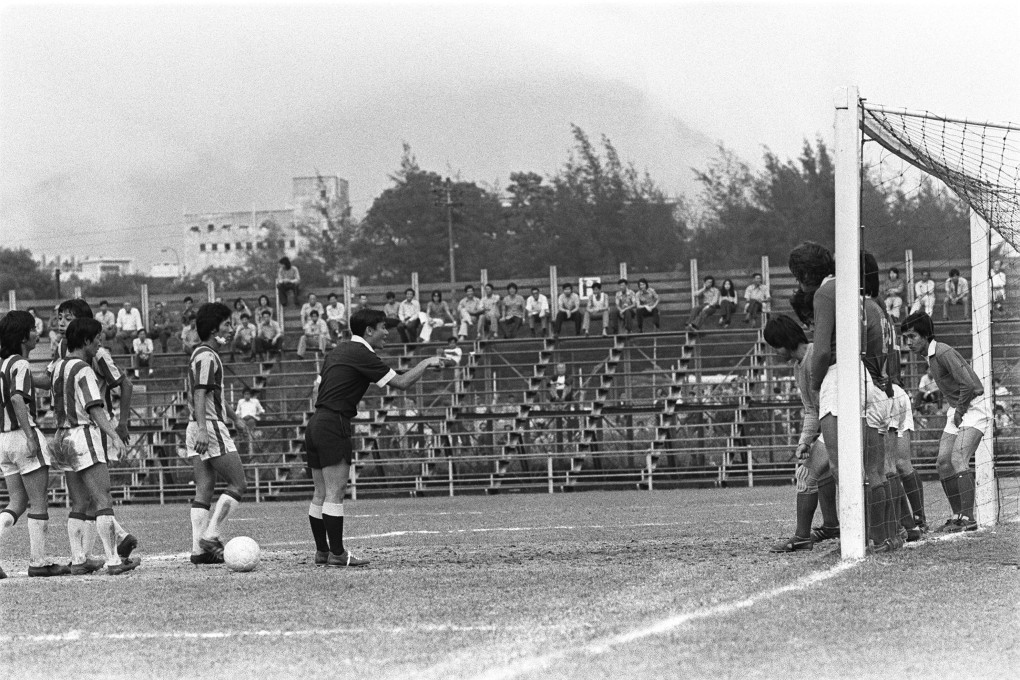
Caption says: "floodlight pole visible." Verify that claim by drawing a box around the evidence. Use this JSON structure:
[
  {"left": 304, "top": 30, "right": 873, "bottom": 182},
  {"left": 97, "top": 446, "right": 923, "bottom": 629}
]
[
  {"left": 834, "top": 86, "right": 866, "bottom": 560},
  {"left": 970, "top": 210, "right": 997, "bottom": 526}
]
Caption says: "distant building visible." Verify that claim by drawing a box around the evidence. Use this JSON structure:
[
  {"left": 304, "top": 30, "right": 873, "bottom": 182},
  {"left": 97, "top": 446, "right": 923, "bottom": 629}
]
[
  {"left": 78, "top": 258, "right": 133, "bottom": 283},
  {"left": 183, "top": 175, "right": 349, "bottom": 274}
]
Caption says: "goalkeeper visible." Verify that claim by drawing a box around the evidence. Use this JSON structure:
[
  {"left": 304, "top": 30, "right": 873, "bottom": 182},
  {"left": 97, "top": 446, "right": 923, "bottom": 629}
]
[{"left": 764, "top": 314, "right": 839, "bottom": 552}]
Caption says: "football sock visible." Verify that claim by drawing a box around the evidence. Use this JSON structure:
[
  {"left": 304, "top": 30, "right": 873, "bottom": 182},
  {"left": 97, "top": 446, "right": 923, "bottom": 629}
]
[
  {"left": 95, "top": 511, "right": 119, "bottom": 564},
  {"left": 956, "top": 470, "right": 976, "bottom": 520},
  {"left": 190, "top": 502, "right": 211, "bottom": 553},
  {"left": 67, "top": 512, "right": 88, "bottom": 564},
  {"left": 888, "top": 474, "right": 915, "bottom": 530},
  {"left": 942, "top": 476, "right": 962, "bottom": 516},
  {"left": 902, "top": 470, "right": 926, "bottom": 522},
  {"left": 794, "top": 492, "right": 818, "bottom": 539},
  {"left": 203, "top": 492, "right": 241, "bottom": 540},
  {"left": 817, "top": 476, "right": 839, "bottom": 528},
  {"left": 83, "top": 516, "right": 98, "bottom": 558},
  {"left": 0, "top": 508, "right": 17, "bottom": 545},
  {"left": 322, "top": 501, "right": 345, "bottom": 555},
  {"left": 866, "top": 483, "right": 888, "bottom": 546},
  {"left": 26, "top": 513, "right": 48, "bottom": 567},
  {"left": 308, "top": 503, "right": 329, "bottom": 553}
]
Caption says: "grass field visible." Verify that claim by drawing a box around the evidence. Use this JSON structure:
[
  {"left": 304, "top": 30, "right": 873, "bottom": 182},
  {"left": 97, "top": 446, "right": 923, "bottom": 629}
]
[{"left": 2, "top": 485, "right": 1018, "bottom": 680}]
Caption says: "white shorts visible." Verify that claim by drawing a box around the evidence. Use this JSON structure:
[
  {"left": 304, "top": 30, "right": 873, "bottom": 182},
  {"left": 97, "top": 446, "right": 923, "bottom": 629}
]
[
  {"left": 818, "top": 362, "right": 889, "bottom": 430},
  {"left": 886, "top": 384, "right": 915, "bottom": 436},
  {"left": 52, "top": 426, "right": 110, "bottom": 472},
  {"left": 944, "top": 399, "right": 992, "bottom": 436},
  {"left": 186, "top": 421, "right": 238, "bottom": 460},
  {"left": 0, "top": 429, "right": 51, "bottom": 477}
]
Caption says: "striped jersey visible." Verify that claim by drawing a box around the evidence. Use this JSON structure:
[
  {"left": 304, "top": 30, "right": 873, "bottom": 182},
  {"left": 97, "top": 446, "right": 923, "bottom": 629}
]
[
  {"left": 52, "top": 338, "right": 125, "bottom": 413},
  {"left": 50, "top": 357, "right": 104, "bottom": 428},
  {"left": 1, "top": 354, "right": 37, "bottom": 432},
  {"left": 188, "top": 346, "right": 228, "bottom": 422}
]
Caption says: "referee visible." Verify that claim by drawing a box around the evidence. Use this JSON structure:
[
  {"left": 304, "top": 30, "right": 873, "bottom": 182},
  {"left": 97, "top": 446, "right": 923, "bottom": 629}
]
[{"left": 305, "top": 308, "right": 449, "bottom": 567}]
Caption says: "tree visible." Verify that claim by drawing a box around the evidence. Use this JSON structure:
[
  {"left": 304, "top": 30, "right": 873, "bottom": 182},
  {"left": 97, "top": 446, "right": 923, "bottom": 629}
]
[{"left": 0, "top": 248, "right": 54, "bottom": 300}]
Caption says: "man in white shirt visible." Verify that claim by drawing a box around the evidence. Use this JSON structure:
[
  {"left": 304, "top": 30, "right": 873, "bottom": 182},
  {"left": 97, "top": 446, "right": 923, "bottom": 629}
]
[
  {"left": 910, "top": 270, "right": 936, "bottom": 316},
  {"left": 583, "top": 282, "right": 610, "bottom": 336},
  {"left": 116, "top": 300, "right": 144, "bottom": 354},
  {"left": 525, "top": 286, "right": 550, "bottom": 337},
  {"left": 941, "top": 268, "right": 970, "bottom": 321},
  {"left": 131, "top": 327, "right": 154, "bottom": 377}
]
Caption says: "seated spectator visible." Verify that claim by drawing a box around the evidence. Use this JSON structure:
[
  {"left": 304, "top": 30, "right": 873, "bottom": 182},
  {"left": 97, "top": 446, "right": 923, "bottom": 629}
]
[
  {"left": 254, "top": 309, "right": 284, "bottom": 361},
  {"left": 382, "top": 292, "right": 402, "bottom": 329},
  {"left": 132, "top": 328, "right": 154, "bottom": 377},
  {"left": 116, "top": 300, "right": 144, "bottom": 353},
  {"left": 276, "top": 256, "right": 300, "bottom": 307},
  {"left": 231, "top": 312, "right": 257, "bottom": 361},
  {"left": 457, "top": 285, "right": 484, "bottom": 340},
  {"left": 583, "top": 282, "right": 610, "bottom": 336},
  {"left": 910, "top": 270, "right": 935, "bottom": 316},
  {"left": 687, "top": 275, "right": 720, "bottom": 330},
  {"left": 478, "top": 283, "right": 502, "bottom": 340},
  {"left": 525, "top": 286, "right": 550, "bottom": 337},
  {"left": 499, "top": 283, "right": 526, "bottom": 339},
  {"left": 554, "top": 283, "right": 582, "bottom": 336},
  {"left": 180, "top": 319, "right": 201, "bottom": 354},
  {"left": 396, "top": 288, "right": 422, "bottom": 344},
  {"left": 324, "top": 292, "right": 347, "bottom": 340},
  {"left": 254, "top": 294, "right": 274, "bottom": 321},
  {"left": 149, "top": 300, "right": 174, "bottom": 353},
  {"left": 421, "top": 291, "right": 455, "bottom": 342},
  {"left": 635, "top": 278, "right": 661, "bottom": 332},
  {"left": 300, "top": 293, "right": 325, "bottom": 327},
  {"left": 179, "top": 296, "right": 198, "bottom": 327},
  {"left": 991, "top": 259, "right": 1007, "bottom": 314},
  {"left": 96, "top": 299, "right": 118, "bottom": 343},
  {"left": 296, "top": 309, "right": 329, "bottom": 358},
  {"left": 610, "top": 278, "right": 636, "bottom": 334},
  {"left": 718, "top": 279, "right": 738, "bottom": 328},
  {"left": 882, "top": 268, "right": 904, "bottom": 322},
  {"left": 942, "top": 268, "right": 970, "bottom": 320},
  {"left": 743, "top": 273, "right": 771, "bottom": 327}
]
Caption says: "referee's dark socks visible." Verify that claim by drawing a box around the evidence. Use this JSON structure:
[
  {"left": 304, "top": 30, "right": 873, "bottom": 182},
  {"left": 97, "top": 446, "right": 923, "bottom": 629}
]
[
  {"left": 794, "top": 492, "right": 818, "bottom": 539},
  {"left": 308, "top": 503, "right": 330, "bottom": 553},
  {"left": 321, "top": 502, "right": 345, "bottom": 555},
  {"left": 901, "top": 470, "right": 926, "bottom": 523}
]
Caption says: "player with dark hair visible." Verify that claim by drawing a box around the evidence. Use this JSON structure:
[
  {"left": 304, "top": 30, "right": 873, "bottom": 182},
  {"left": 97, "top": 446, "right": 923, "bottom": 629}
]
[
  {"left": 187, "top": 303, "right": 252, "bottom": 564},
  {"left": 0, "top": 312, "right": 69, "bottom": 578},
  {"left": 305, "top": 308, "right": 450, "bottom": 567},
  {"left": 50, "top": 318, "right": 140, "bottom": 575},
  {"left": 901, "top": 310, "right": 987, "bottom": 532},
  {"left": 763, "top": 315, "right": 839, "bottom": 552}
]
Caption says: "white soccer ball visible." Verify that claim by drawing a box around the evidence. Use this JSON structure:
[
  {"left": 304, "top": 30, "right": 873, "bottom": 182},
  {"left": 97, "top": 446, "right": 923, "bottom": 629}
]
[{"left": 223, "top": 536, "right": 260, "bottom": 572}]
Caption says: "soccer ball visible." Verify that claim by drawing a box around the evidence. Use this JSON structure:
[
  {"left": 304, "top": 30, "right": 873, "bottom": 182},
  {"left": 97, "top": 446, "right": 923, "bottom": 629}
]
[{"left": 223, "top": 536, "right": 260, "bottom": 572}]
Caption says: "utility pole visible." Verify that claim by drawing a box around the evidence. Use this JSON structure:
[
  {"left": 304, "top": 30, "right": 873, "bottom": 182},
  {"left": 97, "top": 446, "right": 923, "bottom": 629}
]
[{"left": 432, "top": 178, "right": 462, "bottom": 290}]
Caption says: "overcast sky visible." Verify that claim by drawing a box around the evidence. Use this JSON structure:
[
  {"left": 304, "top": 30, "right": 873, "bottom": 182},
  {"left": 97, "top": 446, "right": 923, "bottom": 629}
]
[{"left": 1, "top": 1, "right": 1017, "bottom": 269}]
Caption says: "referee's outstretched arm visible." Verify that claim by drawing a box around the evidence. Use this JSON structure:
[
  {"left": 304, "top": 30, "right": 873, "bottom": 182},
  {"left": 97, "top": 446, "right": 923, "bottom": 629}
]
[{"left": 388, "top": 356, "right": 448, "bottom": 391}]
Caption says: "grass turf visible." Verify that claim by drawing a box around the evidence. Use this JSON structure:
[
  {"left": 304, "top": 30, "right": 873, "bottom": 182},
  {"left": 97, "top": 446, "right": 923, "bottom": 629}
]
[{"left": 1, "top": 485, "right": 1017, "bottom": 679}]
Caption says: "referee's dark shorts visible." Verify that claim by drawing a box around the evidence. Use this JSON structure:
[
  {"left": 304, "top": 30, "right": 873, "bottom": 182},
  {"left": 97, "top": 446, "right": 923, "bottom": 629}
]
[{"left": 304, "top": 407, "right": 354, "bottom": 469}]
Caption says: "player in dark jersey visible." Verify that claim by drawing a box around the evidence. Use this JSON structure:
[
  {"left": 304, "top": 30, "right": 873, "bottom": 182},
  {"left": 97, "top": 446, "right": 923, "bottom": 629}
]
[
  {"left": 187, "top": 303, "right": 252, "bottom": 564},
  {"left": 0, "top": 311, "right": 69, "bottom": 578},
  {"left": 305, "top": 309, "right": 449, "bottom": 567}
]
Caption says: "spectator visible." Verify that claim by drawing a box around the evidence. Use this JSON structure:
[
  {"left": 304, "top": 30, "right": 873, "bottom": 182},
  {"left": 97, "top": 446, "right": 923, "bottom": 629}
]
[
  {"left": 422, "top": 290, "right": 455, "bottom": 342},
  {"left": 457, "top": 285, "right": 484, "bottom": 340},
  {"left": 525, "top": 286, "right": 550, "bottom": 337},
  {"left": 942, "top": 268, "right": 970, "bottom": 320},
  {"left": 382, "top": 292, "right": 402, "bottom": 329},
  {"left": 231, "top": 312, "right": 257, "bottom": 362},
  {"left": 396, "top": 288, "right": 422, "bottom": 344},
  {"left": 300, "top": 293, "right": 325, "bottom": 327},
  {"left": 743, "top": 272, "right": 771, "bottom": 326},
  {"left": 296, "top": 309, "right": 330, "bottom": 358},
  {"left": 718, "top": 279, "right": 738, "bottom": 328},
  {"left": 883, "top": 267, "right": 905, "bottom": 322},
  {"left": 132, "top": 327, "right": 154, "bottom": 377},
  {"left": 610, "top": 278, "right": 636, "bottom": 334},
  {"left": 149, "top": 301, "right": 174, "bottom": 353},
  {"left": 325, "top": 292, "right": 347, "bottom": 340},
  {"left": 910, "top": 270, "right": 935, "bottom": 316},
  {"left": 254, "top": 309, "right": 284, "bottom": 361},
  {"left": 180, "top": 318, "right": 201, "bottom": 354},
  {"left": 500, "top": 283, "right": 526, "bottom": 339},
  {"left": 276, "top": 256, "right": 301, "bottom": 306},
  {"left": 116, "top": 300, "right": 144, "bottom": 353},
  {"left": 96, "top": 299, "right": 118, "bottom": 342},
  {"left": 478, "top": 283, "right": 502, "bottom": 341},
  {"left": 554, "top": 283, "right": 582, "bottom": 336},
  {"left": 254, "top": 294, "right": 274, "bottom": 321},
  {"left": 991, "top": 259, "right": 1007, "bottom": 314},
  {"left": 583, "top": 282, "right": 610, "bottom": 336},
  {"left": 635, "top": 278, "right": 661, "bottom": 332},
  {"left": 687, "top": 275, "right": 720, "bottom": 330}
]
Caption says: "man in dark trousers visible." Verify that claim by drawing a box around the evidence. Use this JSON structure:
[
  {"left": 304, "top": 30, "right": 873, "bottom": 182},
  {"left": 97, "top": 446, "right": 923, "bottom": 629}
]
[{"left": 303, "top": 309, "right": 451, "bottom": 567}]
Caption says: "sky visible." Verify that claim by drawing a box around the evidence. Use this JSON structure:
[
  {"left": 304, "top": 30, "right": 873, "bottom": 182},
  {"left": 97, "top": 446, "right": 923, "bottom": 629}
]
[{"left": 1, "top": 1, "right": 1017, "bottom": 270}]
